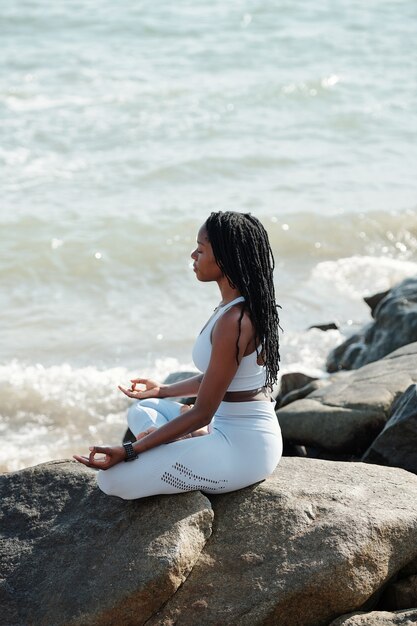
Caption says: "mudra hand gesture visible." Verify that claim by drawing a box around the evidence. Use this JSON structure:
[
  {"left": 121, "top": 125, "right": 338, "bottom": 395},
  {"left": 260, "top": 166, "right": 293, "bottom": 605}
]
[
  {"left": 73, "top": 444, "right": 126, "bottom": 470},
  {"left": 118, "top": 378, "right": 165, "bottom": 400}
]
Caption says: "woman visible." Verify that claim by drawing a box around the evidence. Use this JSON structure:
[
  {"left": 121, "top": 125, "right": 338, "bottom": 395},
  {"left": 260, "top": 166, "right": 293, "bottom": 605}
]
[{"left": 74, "top": 211, "right": 283, "bottom": 499}]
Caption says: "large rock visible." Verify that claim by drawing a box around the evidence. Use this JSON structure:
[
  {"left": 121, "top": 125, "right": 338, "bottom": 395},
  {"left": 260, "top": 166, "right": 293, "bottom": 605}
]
[
  {"left": 0, "top": 460, "right": 213, "bottom": 626},
  {"left": 278, "top": 378, "right": 330, "bottom": 409},
  {"left": 362, "top": 384, "right": 417, "bottom": 473},
  {"left": 277, "top": 343, "right": 417, "bottom": 455},
  {"left": 329, "top": 609, "right": 417, "bottom": 625},
  {"left": 327, "top": 276, "right": 417, "bottom": 372},
  {"left": 149, "top": 457, "right": 417, "bottom": 626},
  {"left": 276, "top": 372, "right": 318, "bottom": 405}
]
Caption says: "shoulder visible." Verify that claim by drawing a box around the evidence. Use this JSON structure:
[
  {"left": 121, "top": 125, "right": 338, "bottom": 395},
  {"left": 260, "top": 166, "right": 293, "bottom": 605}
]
[{"left": 213, "top": 303, "right": 253, "bottom": 340}]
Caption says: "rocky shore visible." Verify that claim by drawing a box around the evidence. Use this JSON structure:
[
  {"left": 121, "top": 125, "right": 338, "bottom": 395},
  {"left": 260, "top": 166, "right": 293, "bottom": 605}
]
[{"left": 1, "top": 276, "right": 417, "bottom": 626}]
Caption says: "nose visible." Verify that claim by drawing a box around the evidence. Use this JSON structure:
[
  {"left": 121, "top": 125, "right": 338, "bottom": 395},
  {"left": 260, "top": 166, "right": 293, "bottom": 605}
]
[{"left": 191, "top": 248, "right": 197, "bottom": 260}]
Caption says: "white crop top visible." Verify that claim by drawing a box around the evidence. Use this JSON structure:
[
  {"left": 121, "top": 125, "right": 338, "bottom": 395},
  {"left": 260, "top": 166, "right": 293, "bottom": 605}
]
[{"left": 192, "top": 296, "right": 267, "bottom": 392}]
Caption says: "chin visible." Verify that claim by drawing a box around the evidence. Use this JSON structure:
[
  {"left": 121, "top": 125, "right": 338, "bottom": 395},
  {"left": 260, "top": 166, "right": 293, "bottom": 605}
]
[{"left": 195, "top": 274, "right": 209, "bottom": 282}]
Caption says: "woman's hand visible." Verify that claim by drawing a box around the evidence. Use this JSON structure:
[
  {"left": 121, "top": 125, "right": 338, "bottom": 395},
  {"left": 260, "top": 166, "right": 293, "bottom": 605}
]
[
  {"left": 178, "top": 405, "right": 208, "bottom": 438},
  {"left": 135, "top": 426, "right": 158, "bottom": 440},
  {"left": 118, "top": 378, "right": 166, "bottom": 400},
  {"left": 73, "top": 445, "right": 126, "bottom": 470},
  {"left": 133, "top": 412, "right": 207, "bottom": 443}
]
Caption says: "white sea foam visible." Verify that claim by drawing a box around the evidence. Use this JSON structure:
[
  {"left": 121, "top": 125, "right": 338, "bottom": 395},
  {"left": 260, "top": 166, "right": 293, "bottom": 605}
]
[
  {"left": 0, "top": 329, "right": 343, "bottom": 473},
  {"left": 0, "top": 358, "right": 196, "bottom": 473},
  {"left": 311, "top": 256, "right": 417, "bottom": 300},
  {"left": 279, "top": 328, "right": 343, "bottom": 379}
]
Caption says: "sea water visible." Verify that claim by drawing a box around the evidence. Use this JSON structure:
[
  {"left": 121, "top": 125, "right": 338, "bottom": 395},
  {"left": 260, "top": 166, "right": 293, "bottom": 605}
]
[{"left": 1, "top": 0, "right": 417, "bottom": 471}]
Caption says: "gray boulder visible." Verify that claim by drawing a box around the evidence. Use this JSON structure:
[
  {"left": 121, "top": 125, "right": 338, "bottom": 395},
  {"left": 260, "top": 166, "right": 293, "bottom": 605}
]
[
  {"left": 327, "top": 276, "right": 417, "bottom": 372},
  {"left": 276, "top": 372, "right": 318, "bottom": 406},
  {"left": 0, "top": 460, "right": 213, "bottom": 626},
  {"left": 308, "top": 322, "right": 339, "bottom": 331},
  {"left": 277, "top": 342, "right": 417, "bottom": 455},
  {"left": 326, "top": 329, "right": 368, "bottom": 373},
  {"left": 362, "top": 384, "right": 417, "bottom": 473},
  {"left": 329, "top": 609, "right": 417, "bottom": 625},
  {"left": 149, "top": 457, "right": 417, "bottom": 626},
  {"left": 278, "top": 378, "right": 330, "bottom": 408},
  {"left": 364, "top": 289, "right": 390, "bottom": 317}
]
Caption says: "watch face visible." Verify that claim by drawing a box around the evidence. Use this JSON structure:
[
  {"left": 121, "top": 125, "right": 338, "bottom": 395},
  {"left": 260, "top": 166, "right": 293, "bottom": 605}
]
[{"left": 123, "top": 442, "right": 136, "bottom": 460}]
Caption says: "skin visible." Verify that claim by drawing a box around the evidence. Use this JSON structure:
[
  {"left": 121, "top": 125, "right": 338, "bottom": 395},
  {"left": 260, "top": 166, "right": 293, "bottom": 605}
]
[{"left": 73, "top": 224, "right": 258, "bottom": 470}]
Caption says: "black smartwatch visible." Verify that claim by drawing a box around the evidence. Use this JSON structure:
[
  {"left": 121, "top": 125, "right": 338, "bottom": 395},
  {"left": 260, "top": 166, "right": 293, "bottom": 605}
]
[{"left": 123, "top": 441, "right": 138, "bottom": 462}]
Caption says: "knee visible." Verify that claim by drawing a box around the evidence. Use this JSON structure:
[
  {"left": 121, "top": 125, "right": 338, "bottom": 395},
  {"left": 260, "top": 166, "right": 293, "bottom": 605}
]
[
  {"left": 127, "top": 400, "right": 144, "bottom": 420},
  {"left": 97, "top": 469, "right": 129, "bottom": 499},
  {"left": 97, "top": 469, "right": 113, "bottom": 496},
  {"left": 127, "top": 398, "right": 159, "bottom": 420},
  {"left": 136, "top": 398, "right": 161, "bottom": 410}
]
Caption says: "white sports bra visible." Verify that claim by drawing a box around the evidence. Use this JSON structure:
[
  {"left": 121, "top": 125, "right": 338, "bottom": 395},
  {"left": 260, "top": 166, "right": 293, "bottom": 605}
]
[{"left": 192, "top": 296, "right": 267, "bottom": 392}]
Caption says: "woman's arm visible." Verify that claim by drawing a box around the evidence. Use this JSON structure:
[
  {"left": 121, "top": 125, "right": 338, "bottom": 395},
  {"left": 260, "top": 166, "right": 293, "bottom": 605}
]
[
  {"left": 75, "top": 307, "right": 252, "bottom": 469},
  {"left": 131, "top": 307, "right": 252, "bottom": 454}
]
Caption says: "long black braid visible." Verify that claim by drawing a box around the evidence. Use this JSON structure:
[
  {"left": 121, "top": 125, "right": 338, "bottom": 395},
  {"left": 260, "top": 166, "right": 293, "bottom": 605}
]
[{"left": 205, "top": 211, "right": 281, "bottom": 389}]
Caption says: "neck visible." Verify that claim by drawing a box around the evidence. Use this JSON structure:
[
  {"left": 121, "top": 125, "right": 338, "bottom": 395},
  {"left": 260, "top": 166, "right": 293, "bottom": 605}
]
[{"left": 217, "top": 276, "right": 241, "bottom": 306}]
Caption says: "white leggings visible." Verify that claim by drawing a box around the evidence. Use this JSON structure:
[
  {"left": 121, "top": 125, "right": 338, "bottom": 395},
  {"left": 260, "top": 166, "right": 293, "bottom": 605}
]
[{"left": 97, "top": 398, "right": 282, "bottom": 500}]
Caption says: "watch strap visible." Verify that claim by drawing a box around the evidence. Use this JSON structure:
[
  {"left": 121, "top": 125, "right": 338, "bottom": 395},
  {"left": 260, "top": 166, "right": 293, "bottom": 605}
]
[{"left": 123, "top": 441, "right": 138, "bottom": 462}]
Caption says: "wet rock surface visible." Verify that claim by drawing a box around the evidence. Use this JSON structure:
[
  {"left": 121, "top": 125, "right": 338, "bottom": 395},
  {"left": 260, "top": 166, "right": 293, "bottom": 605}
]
[
  {"left": 362, "top": 384, "right": 417, "bottom": 473},
  {"left": 327, "top": 277, "right": 417, "bottom": 372}
]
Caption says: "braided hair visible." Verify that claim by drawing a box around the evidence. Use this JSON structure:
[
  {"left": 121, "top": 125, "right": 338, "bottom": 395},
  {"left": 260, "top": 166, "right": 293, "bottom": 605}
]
[{"left": 205, "top": 211, "right": 281, "bottom": 388}]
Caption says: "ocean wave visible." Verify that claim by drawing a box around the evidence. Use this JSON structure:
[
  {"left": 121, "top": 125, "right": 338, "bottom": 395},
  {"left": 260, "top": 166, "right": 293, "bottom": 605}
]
[
  {"left": 0, "top": 358, "right": 195, "bottom": 473},
  {"left": 311, "top": 256, "right": 417, "bottom": 299},
  {"left": 1, "top": 210, "right": 416, "bottom": 369}
]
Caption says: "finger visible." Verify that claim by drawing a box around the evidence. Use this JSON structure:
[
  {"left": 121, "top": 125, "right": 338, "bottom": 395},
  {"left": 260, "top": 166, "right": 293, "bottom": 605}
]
[
  {"left": 130, "top": 380, "right": 146, "bottom": 392},
  {"left": 138, "top": 389, "right": 155, "bottom": 399},
  {"left": 75, "top": 456, "right": 105, "bottom": 470},
  {"left": 73, "top": 455, "right": 94, "bottom": 468},
  {"left": 118, "top": 386, "right": 139, "bottom": 398},
  {"left": 88, "top": 445, "right": 108, "bottom": 463},
  {"left": 92, "top": 446, "right": 109, "bottom": 454}
]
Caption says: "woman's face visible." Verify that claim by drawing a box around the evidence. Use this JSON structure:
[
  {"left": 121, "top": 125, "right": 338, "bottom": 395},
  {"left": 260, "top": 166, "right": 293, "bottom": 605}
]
[{"left": 191, "top": 225, "right": 223, "bottom": 283}]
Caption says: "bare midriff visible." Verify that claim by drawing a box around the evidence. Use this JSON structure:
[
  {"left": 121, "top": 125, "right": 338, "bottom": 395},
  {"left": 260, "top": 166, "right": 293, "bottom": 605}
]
[{"left": 222, "top": 387, "right": 271, "bottom": 402}]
